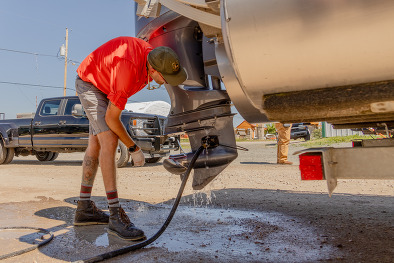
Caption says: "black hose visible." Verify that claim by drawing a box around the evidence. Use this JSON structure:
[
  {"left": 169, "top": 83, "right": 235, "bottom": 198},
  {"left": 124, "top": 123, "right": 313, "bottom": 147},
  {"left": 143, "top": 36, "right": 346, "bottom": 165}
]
[
  {"left": 0, "top": 226, "right": 54, "bottom": 260},
  {"left": 74, "top": 145, "right": 206, "bottom": 263}
]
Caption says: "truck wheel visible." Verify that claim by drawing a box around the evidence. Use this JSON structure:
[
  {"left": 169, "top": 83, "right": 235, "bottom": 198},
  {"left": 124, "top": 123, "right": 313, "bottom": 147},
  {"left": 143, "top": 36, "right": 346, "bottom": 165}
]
[
  {"left": 116, "top": 142, "right": 130, "bottom": 168},
  {"left": 0, "top": 139, "right": 7, "bottom": 164},
  {"left": 3, "top": 147, "right": 15, "bottom": 164},
  {"left": 36, "top": 151, "right": 53, "bottom": 162},
  {"left": 145, "top": 157, "right": 162, "bottom": 163},
  {"left": 48, "top": 152, "right": 59, "bottom": 161}
]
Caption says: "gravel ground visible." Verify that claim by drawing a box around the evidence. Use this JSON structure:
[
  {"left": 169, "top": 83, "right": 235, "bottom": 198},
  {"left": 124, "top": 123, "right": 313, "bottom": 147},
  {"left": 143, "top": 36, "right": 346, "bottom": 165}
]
[{"left": 0, "top": 140, "right": 393, "bottom": 263}]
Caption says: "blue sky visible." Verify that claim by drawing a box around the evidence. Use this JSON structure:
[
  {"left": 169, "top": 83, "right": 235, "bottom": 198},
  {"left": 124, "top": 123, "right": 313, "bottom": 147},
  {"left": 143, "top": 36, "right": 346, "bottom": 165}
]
[{"left": 0, "top": 0, "right": 243, "bottom": 125}]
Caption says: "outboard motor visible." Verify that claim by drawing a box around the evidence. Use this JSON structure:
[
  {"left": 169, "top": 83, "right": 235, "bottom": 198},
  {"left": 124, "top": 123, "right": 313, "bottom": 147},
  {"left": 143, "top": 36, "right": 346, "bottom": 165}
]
[{"left": 135, "top": 8, "right": 237, "bottom": 190}]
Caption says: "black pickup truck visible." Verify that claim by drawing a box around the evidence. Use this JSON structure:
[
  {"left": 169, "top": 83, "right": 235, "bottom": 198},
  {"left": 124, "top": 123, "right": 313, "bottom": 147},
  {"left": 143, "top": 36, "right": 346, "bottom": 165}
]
[
  {"left": 290, "top": 123, "right": 311, "bottom": 141},
  {"left": 0, "top": 96, "right": 179, "bottom": 167}
]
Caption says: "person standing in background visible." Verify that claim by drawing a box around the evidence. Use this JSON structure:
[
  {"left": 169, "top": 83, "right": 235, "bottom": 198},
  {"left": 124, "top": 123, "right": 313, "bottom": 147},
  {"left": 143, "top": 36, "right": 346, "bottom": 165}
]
[{"left": 275, "top": 123, "right": 293, "bottom": 165}]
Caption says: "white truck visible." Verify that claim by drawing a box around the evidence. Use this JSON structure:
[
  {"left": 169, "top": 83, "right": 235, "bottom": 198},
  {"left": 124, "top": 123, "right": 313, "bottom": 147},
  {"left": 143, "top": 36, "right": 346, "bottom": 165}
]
[{"left": 133, "top": 0, "right": 394, "bottom": 193}]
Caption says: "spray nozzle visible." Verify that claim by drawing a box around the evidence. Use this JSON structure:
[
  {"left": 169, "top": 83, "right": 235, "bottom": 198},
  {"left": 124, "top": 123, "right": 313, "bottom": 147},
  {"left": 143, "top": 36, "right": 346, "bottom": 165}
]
[{"left": 201, "top": 135, "right": 220, "bottom": 149}]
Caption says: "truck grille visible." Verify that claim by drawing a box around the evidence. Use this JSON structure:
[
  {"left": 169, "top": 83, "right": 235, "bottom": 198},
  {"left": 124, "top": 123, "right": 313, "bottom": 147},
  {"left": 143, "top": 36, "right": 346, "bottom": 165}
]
[{"left": 129, "top": 117, "right": 165, "bottom": 137}]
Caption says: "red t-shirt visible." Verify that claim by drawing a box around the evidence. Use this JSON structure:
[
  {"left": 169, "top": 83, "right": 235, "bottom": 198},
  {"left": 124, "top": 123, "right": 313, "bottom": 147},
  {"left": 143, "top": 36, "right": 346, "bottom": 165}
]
[{"left": 77, "top": 37, "right": 153, "bottom": 110}]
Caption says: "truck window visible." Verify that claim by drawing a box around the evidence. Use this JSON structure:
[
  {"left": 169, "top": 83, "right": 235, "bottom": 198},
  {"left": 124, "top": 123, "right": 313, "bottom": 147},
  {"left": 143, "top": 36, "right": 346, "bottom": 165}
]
[
  {"left": 64, "top": 98, "right": 81, "bottom": 115},
  {"left": 40, "top": 100, "right": 61, "bottom": 116}
]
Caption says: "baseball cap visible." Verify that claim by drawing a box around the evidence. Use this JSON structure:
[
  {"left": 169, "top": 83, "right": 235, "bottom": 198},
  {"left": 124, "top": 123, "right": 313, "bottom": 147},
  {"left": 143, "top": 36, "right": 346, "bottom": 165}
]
[{"left": 147, "top": 46, "right": 187, "bottom": 86}]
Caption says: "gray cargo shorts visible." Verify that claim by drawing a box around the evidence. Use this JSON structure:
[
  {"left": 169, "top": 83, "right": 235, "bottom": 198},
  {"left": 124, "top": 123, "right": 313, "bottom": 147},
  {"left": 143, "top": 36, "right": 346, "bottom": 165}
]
[{"left": 75, "top": 76, "right": 110, "bottom": 135}]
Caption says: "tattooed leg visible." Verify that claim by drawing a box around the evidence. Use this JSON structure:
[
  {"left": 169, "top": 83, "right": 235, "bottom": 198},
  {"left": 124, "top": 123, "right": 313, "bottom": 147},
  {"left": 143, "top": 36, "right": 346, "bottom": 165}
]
[
  {"left": 82, "top": 154, "right": 99, "bottom": 185},
  {"left": 79, "top": 135, "right": 100, "bottom": 200}
]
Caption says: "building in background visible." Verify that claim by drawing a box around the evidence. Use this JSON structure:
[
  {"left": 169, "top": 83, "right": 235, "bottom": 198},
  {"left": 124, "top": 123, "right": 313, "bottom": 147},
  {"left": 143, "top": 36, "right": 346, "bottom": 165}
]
[
  {"left": 235, "top": 120, "right": 256, "bottom": 139},
  {"left": 322, "top": 122, "right": 362, "bottom": 137},
  {"left": 235, "top": 120, "right": 268, "bottom": 140}
]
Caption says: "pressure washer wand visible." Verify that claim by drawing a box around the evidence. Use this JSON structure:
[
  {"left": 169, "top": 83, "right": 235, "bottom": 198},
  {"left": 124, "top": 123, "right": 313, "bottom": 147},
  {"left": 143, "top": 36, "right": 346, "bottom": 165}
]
[{"left": 75, "top": 142, "right": 208, "bottom": 263}]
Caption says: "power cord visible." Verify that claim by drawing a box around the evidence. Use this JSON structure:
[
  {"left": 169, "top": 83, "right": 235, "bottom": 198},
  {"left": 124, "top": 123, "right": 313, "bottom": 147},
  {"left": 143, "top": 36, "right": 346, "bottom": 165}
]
[{"left": 0, "top": 226, "right": 54, "bottom": 260}]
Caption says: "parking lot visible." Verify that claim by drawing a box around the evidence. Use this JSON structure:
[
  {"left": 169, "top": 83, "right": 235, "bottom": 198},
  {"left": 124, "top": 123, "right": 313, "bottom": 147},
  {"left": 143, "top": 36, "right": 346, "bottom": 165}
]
[{"left": 0, "top": 141, "right": 393, "bottom": 262}]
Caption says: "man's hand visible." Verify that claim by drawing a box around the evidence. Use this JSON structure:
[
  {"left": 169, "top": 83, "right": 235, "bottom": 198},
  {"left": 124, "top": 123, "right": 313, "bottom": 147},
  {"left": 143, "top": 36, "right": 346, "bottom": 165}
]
[
  {"left": 130, "top": 147, "right": 145, "bottom": 167},
  {"left": 106, "top": 102, "right": 145, "bottom": 166}
]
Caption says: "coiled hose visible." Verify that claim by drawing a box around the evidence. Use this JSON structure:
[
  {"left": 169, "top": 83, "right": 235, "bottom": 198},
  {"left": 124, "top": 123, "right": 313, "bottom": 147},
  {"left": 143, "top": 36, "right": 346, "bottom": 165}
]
[{"left": 0, "top": 226, "right": 54, "bottom": 260}]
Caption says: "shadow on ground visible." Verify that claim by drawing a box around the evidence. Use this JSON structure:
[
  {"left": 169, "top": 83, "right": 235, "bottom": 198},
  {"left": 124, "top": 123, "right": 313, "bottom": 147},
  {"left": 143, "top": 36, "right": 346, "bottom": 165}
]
[
  {"left": 8, "top": 160, "right": 162, "bottom": 167},
  {"left": 240, "top": 161, "right": 277, "bottom": 165}
]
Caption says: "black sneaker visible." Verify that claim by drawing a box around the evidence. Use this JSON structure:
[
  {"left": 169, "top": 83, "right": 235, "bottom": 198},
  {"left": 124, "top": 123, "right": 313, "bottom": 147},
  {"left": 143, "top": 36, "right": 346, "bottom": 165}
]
[
  {"left": 74, "top": 200, "right": 109, "bottom": 226},
  {"left": 107, "top": 206, "right": 146, "bottom": 241}
]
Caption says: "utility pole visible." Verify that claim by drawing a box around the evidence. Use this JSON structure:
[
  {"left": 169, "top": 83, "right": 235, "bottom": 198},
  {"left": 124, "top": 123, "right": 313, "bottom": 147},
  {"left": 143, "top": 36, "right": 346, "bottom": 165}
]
[{"left": 63, "top": 28, "right": 68, "bottom": 96}]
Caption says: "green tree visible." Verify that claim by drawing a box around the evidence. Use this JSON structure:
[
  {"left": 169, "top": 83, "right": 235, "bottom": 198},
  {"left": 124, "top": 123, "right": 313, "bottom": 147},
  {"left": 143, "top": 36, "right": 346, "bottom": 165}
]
[{"left": 265, "top": 123, "right": 276, "bottom": 134}]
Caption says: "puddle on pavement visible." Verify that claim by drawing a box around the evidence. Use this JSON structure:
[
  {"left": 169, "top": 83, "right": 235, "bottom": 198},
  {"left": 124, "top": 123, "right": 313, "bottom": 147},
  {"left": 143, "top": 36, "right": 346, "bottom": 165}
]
[{"left": 0, "top": 200, "right": 337, "bottom": 262}]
